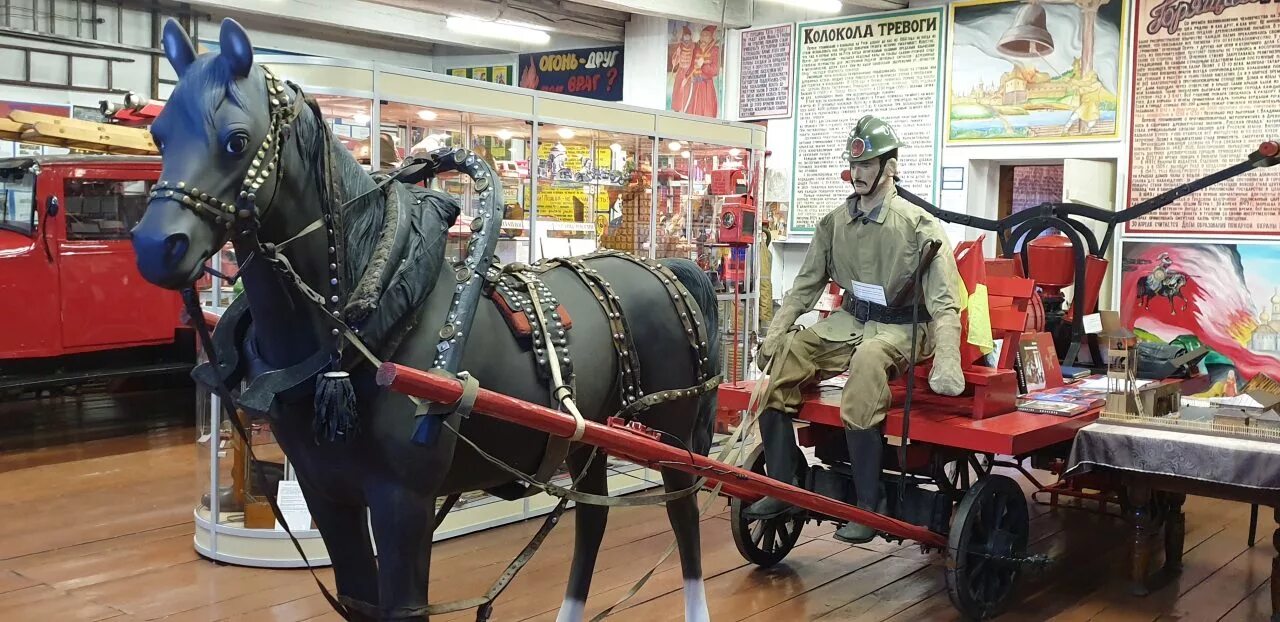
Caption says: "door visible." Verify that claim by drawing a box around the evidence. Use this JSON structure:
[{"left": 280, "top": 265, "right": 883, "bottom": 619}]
[
  {"left": 1062, "top": 158, "right": 1117, "bottom": 310},
  {"left": 0, "top": 165, "right": 60, "bottom": 360},
  {"left": 57, "top": 169, "right": 172, "bottom": 351}
]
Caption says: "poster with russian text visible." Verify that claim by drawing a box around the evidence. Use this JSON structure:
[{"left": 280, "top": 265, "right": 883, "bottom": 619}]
[
  {"left": 736, "top": 24, "right": 794, "bottom": 120},
  {"left": 1126, "top": 0, "right": 1280, "bottom": 235},
  {"left": 790, "top": 8, "right": 945, "bottom": 234}
]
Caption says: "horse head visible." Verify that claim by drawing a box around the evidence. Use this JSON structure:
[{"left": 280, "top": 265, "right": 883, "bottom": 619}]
[{"left": 132, "top": 18, "right": 294, "bottom": 289}]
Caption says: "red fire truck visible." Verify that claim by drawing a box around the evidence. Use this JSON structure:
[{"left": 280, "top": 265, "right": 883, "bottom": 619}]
[{"left": 0, "top": 155, "right": 193, "bottom": 393}]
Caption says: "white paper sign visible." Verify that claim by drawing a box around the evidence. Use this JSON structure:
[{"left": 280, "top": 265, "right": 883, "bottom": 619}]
[
  {"left": 851, "top": 281, "right": 887, "bottom": 305},
  {"left": 274, "top": 480, "right": 312, "bottom": 532},
  {"left": 1083, "top": 313, "right": 1103, "bottom": 335}
]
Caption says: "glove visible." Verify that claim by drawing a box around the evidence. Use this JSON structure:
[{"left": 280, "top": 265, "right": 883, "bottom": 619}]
[
  {"left": 756, "top": 314, "right": 799, "bottom": 372},
  {"left": 928, "top": 313, "right": 965, "bottom": 396}
]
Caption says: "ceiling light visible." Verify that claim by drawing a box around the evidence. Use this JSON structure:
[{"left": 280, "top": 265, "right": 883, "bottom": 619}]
[
  {"left": 758, "top": 0, "right": 843, "bottom": 13},
  {"left": 609, "top": 143, "right": 622, "bottom": 151},
  {"left": 668, "top": 141, "right": 682, "bottom": 152},
  {"left": 557, "top": 128, "right": 576, "bottom": 139},
  {"left": 417, "top": 109, "right": 438, "bottom": 121},
  {"left": 446, "top": 16, "right": 551, "bottom": 45},
  {"left": 352, "top": 112, "right": 370, "bottom": 125},
  {"left": 497, "top": 129, "right": 514, "bottom": 140},
  {"left": 729, "top": 148, "right": 741, "bottom": 157},
  {"left": 681, "top": 150, "right": 691, "bottom": 159}
]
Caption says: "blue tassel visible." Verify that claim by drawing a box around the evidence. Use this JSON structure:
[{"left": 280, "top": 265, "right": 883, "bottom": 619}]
[{"left": 314, "top": 370, "right": 359, "bottom": 442}]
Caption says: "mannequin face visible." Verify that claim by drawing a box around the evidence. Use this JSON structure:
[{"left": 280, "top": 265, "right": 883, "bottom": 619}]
[{"left": 849, "top": 157, "right": 898, "bottom": 196}]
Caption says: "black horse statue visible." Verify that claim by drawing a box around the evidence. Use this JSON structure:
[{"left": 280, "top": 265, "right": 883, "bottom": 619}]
[{"left": 131, "top": 18, "right": 720, "bottom": 622}]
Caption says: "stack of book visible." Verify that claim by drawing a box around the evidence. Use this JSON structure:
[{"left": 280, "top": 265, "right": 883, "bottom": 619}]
[{"left": 1017, "top": 385, "right": 1108, "bottom": 417}]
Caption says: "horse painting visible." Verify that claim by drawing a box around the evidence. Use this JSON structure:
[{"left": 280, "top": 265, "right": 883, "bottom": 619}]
[
  {"left": 1137, "top": 271, "right": 1190, "bottom": 314},
  {"left": 130, "top": 18, "right": 721, "bottom": 622}
]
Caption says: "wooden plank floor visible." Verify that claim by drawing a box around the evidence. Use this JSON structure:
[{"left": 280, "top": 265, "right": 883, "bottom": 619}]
[{"left": 0, "top": 430, "right": 1274, "bottom": 621}]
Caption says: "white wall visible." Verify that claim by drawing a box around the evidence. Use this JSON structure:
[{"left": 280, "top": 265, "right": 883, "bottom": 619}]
[{"left": 622, "top": 14, "right": 668, "bottom": 110}]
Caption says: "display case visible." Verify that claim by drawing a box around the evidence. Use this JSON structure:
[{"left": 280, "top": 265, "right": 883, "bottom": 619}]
[
  {"left": 193, "top": 387, "right": 330, "bottom": 567},
  {"left": 199, "top": 56, "right": 766, "bottom": 541}
]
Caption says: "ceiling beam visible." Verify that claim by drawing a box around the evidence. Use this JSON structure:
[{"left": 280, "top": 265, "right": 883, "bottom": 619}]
[{"left": 567, "top": 0, "right": 751, "bottom": 28}]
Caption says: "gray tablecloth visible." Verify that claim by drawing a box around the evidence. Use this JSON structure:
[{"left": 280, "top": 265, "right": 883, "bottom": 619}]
[{"left": 1066, "top": 422, "right": 1280, "bottom": 492}]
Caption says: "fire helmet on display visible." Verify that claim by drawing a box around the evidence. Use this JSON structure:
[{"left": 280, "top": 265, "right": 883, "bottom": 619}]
[{"left": 842, "top": 115, "right": 904, "bottom": 163}]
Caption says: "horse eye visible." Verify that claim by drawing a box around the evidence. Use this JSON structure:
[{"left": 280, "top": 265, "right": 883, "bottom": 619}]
[{"left": 225, "top": 132, "right": 250, "bottom": 155}]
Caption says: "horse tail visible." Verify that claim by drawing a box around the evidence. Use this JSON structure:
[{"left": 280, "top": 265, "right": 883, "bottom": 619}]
[{"left": 659, "top": 258, "right": 720, "bottom": 456}]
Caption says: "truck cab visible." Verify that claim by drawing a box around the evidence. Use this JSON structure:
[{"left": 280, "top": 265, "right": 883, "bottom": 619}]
[{"left": 0, "top": 155, "right": 191, "bottom": 391}]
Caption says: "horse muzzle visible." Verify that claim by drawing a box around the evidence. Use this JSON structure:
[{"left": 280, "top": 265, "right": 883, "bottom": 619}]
[{"left": 131, "top": 198, "right": 216, "bottom": 289}]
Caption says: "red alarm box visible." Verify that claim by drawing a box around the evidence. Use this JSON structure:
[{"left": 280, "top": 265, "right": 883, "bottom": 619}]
[
  {"left": 718, "top": 195, "right": 756, "bottom": 244},
  {"left": 709, "top": 168, "right": 746, "bottom": 196}
]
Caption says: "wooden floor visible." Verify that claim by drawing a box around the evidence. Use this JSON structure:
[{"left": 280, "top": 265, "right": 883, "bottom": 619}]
[{"left": 0, "top": 427, "right": 1275, "bottom": 621}]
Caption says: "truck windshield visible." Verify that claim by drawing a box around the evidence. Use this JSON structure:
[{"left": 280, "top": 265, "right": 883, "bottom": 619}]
[{"left": 0, "top": 169, "right": 36, "bottom": 236}]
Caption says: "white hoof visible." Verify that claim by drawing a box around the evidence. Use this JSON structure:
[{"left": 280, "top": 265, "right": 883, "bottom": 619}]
[
  {"left": 555, "top": 597, "right": 585, "bottom": 622},
  {"left": 684, "top": 577, "right": 710, "bottom": 621}
]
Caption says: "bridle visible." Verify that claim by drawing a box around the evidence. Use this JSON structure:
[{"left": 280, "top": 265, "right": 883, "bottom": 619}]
[{"left": 152, "top": 65, "right": 349, "bottom": 330}]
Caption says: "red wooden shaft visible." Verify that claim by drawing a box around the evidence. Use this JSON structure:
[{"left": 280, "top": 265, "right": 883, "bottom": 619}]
[{"left": 377, "top": 363, "right": 949, "bottom": 549}]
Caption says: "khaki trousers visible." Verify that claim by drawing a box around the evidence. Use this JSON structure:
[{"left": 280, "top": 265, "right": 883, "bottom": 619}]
[{"left": 763, "top": 327, "right": 908, "bottom": 430}]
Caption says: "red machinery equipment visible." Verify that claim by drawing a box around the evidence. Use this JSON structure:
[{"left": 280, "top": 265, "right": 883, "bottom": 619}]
[{"left": 0, "top": 155, "right": 192, "bottom": 392}]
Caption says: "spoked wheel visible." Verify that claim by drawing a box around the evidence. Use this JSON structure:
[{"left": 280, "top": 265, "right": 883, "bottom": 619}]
[
  {"left": 730, "top": 446, "right": 805, "bottom": 567},
  {"left": 946, "top": 474, "right": 1030, "bottom": 621}
]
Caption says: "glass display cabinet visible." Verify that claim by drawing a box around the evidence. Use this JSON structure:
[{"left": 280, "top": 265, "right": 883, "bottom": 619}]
[{"left": 195, "top": 56, "right": 766, "bottom": 541}]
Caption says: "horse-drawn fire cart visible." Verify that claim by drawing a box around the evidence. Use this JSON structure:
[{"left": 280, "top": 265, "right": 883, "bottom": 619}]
[{"left": 377, "top": 141, "right": 1280, "bottom": 620}]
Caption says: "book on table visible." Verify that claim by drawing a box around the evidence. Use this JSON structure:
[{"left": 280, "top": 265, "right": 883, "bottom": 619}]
[{"left": 1016, "top": 399, "right": 1088, "bottom": 417}]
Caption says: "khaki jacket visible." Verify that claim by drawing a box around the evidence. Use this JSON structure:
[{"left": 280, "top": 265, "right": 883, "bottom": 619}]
[{"left": 775, "top": 185, "right": 962, "bottom": 357}]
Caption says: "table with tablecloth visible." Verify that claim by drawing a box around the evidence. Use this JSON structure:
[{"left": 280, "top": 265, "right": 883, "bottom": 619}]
[{"left": 1065, "top": 421, "right": 1280, "bottom": 620}]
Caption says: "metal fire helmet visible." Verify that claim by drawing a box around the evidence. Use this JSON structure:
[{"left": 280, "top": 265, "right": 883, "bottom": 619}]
[{"left": 842, "top": 115, "right": 904, "bottom": 164}]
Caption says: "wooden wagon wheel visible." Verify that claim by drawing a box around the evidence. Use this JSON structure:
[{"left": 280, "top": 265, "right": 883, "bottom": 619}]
[
  {"left": 946, "top": 474, "right": 1029, "bottom": 620},
  {"left": 730, "top": 445, "right": 805, "bottom": 567}
]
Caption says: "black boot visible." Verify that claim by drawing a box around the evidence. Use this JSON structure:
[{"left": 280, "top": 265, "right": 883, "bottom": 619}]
[
  {"left": 744, "top": 409, "right": 804, "bottom": 520},
  {"left": 834, "top": 426, "right": 887, "bottom": 544}
]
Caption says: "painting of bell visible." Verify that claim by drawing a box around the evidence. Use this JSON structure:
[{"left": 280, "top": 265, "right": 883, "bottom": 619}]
[{"left": 996, "top": 2, "right": 1055, "bottom": 58}]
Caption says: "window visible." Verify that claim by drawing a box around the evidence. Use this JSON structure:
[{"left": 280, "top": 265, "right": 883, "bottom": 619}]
[
  {"left": 0, "top": 169, "right": 36, "bottom": 236},
  {"left": 64, "top": 179, "right": 151, "bottom": 240}
]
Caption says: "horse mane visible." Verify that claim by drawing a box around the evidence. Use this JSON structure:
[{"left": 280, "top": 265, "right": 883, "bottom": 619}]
[{"left": 288, "top": 85, "right": 460, "bottom": 356}]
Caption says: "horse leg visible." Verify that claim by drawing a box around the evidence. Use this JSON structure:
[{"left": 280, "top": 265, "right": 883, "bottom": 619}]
[
  {"left": 556, "top": 448, "right": 610, "bottom": 622},
  {"left": 368, "top": 485, "right": 435, "bottom": 621},
  {"left": 662, "top": 467, "right": 709, "bottom": 622},
  {"left": 300, "top": 488, "right": 380, "bottom": 619}
]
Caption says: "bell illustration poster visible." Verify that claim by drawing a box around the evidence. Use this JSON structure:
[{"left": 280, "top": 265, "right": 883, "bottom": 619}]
[
  {"left": 667, "top": 20, "right": 724, "bottom": 119},
  {"left": 1122, "top": 241, "right": 1280, "bottom": 397},
  {"left": 945, "top": 0, "right": 1127, "bottom": 143}
]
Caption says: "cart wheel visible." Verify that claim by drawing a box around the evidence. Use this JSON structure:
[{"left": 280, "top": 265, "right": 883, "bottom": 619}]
[
  {"left": 946, "top": 474, "right": 1029, "bottom": 621},
  {"left": 730, "top": 446, "right": 804, "bottom": 567}
]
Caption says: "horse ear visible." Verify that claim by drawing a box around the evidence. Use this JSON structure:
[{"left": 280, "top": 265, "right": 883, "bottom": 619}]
[
  {"left": 161, "top": 18, "right": 196, "bottom": 77},
  {"left": 218, "top": 17, "right": 253, "bottom": 78}
]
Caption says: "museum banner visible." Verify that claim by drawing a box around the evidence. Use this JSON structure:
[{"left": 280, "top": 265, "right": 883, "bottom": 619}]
[
  {"left": 517, "top": 46, "right": 624, "bottom": 101},
  {"left": 790, "top": 8, "right": 946, "bottom": 234},
  {"left": 1126, "top": 0, "right": 1280, "bottom": 235},
  {"left": 945, "top": 0, "right": 1127, "bottom": 144},
  {"left": 736, "top": 23, "right": 794, "bottom": 121}
]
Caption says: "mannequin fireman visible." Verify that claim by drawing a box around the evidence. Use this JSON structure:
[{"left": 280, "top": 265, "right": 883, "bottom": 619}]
[{"left": 748, "top": 116, "right": 965, "bottom": 544}]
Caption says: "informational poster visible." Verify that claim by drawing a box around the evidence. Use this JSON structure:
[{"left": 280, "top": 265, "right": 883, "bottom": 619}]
[
  {"left": 1126, "top": 0, "right": 1280, "bottom": 234},
  {"left": 1121, "top": 240, "right": 1280, "bottom": 393},
  {"left": 518, "top": 46, "right": 623, "bottom": 101},
  {"left": 667, "top": 21, "right": 724, "bottom": 118},
  {"left": 946, "top": 0, "right": 1126, "bottom": 143},
  {"left": 790, "top": 8, "right": 946, "bottom": 234},
  {"left": 736, "top": 24, "right": 794, "bottom": 120},
  {"left": 446, "top": 65, "right": 515, "bottom": 86}
]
